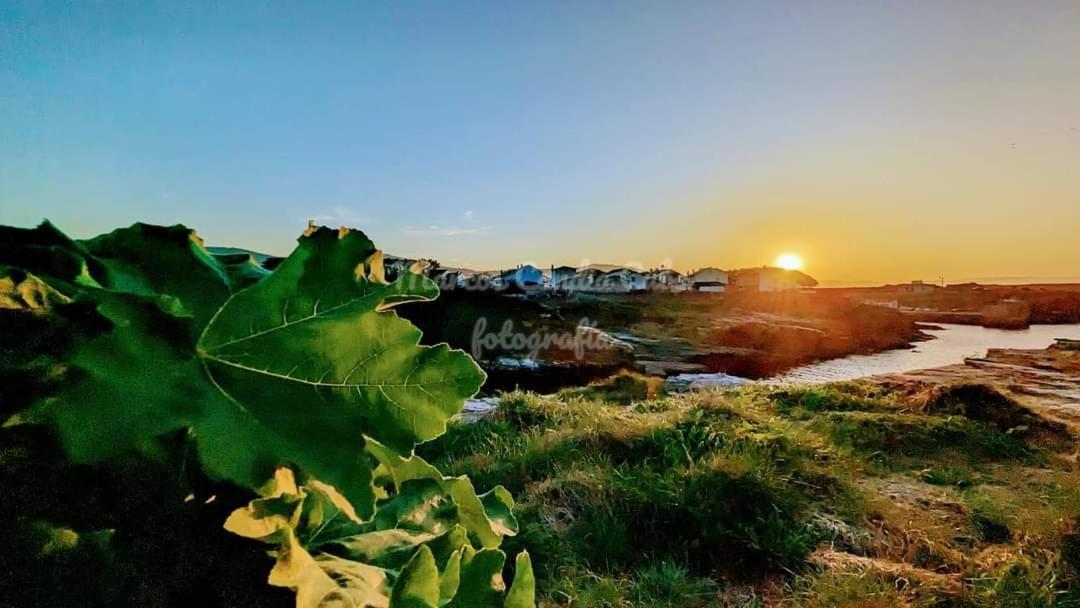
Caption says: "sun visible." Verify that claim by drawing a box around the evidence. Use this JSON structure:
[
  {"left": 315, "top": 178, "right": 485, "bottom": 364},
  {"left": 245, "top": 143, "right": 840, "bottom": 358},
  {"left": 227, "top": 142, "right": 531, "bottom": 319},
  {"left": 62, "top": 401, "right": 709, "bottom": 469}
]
[{"left": 775, "top": 253, "right": 804, "bottom": 271}]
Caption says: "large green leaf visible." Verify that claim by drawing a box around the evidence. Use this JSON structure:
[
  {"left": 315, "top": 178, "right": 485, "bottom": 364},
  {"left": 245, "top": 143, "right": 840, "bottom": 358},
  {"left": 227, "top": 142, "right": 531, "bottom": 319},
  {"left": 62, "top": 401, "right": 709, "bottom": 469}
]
[
  {"left": 37, "top": 225, "right": 485, "bottom": 517},
  {"left": 504, "top": 552, "right": 536, "bottom": 608},
  {"left": 368, "top": 440, "right": 518, "bottom": 548},
  {"left": 0, "top": 221, "right": 237, "bottom": 326},
  {"left": 438, "top": 547, "right": 532, "bottom": 608},
  {"left": 197, "top": 227, "right": 479, "bottom": 453},
  {"left": 82, "top": 222, "right": 233, "bottom": 328},
  {"left": 226, "top": 470, "right": 393, "bottom": 607},
  {"left": 50, "top": 291, "right": 206, "bottom": 461},
  {"left": 226, "top": 468, "right": 532, "bottom": 608},
  {"left": 277, "top": 531, "right": 394, "bottom": 608},
  {"left": 0, "top": 267, "right": 92, "bottom": 382},
  {"left": 194, "top": 226, "right": 484, "bottom": 511},
  {"left": 212, "top": 251, "right": 273, "bottom": 289},
  {"left": 445, "top": 547, "right": 506, "bottom": 608},
  {"left": 0, "top": 221, "right": 104, "bottom": 287},
  {"left": 390, "top": 546, "right": 440, "bottom": 608},
  {"left": 0, "top": 266, "right": 71, "bottom": 313},
  {"left": 438, "top": 550, "right": 462, "bottom": 606},
  {"left": 0, "top": 222, "right": 236, "bottom": 423},
  {"left": 327, "top": 526, "right": 468, "bottom": 570}
]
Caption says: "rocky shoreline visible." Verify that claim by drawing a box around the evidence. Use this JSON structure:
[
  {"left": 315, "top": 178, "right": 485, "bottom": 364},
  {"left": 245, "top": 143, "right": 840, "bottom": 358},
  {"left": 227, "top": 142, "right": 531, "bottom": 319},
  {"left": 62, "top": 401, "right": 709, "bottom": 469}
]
[
  {"left": 870, "top": 338, "right": 1080, "bottom": 432},
  {"left": 400, "top": 292, "right": 931, "bottom": 393}
]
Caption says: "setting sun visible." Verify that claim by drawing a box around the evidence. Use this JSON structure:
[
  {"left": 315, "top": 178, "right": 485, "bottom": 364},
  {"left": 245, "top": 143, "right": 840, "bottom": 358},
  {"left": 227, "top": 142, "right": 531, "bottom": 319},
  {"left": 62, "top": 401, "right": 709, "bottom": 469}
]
[{"left": 775, "top": 253, "right": 804, "bottom": 271}]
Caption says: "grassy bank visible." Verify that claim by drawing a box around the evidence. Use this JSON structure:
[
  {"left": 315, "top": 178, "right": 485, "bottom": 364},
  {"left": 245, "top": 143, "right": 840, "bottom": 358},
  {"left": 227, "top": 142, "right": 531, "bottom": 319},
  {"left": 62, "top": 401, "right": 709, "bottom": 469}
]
[{"left": 419, "top": 374, "right": 1080, "bottom": 607}]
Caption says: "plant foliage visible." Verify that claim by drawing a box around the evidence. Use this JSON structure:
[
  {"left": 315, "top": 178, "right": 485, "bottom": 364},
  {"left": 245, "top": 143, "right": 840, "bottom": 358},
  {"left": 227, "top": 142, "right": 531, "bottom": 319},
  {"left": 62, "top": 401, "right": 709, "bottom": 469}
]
[{"left": 0, "top": 221, "right": 533, "bottom": 607}]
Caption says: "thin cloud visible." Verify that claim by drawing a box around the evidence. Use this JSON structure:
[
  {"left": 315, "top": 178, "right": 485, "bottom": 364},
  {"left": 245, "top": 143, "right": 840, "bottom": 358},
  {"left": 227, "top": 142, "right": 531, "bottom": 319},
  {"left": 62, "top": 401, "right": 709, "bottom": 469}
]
[
  {"left": 306, "top": 206, "right": 375, "bottom": 227},
  {"left": 400, "top": 224, "right": 490, "bottom": 237}
]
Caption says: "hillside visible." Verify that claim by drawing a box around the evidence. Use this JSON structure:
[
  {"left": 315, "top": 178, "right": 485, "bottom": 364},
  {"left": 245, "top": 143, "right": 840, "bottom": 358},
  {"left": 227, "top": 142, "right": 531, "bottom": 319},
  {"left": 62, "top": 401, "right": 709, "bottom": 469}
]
[{"left": 421, "top": 373, "right": 1080, "bottom": 607}]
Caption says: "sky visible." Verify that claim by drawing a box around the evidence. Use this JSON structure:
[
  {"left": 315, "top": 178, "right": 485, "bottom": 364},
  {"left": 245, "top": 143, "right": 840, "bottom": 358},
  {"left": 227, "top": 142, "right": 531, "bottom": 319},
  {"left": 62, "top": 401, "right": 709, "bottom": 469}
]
[{"left": 2, "top": 1, "right": 1079, "bottom": 285}]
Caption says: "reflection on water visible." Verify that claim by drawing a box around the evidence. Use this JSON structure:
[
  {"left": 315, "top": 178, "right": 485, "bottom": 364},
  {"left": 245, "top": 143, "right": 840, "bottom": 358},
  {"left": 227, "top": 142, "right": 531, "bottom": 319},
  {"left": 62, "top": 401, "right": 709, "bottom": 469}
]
[
  {"left": 464, "top": 324, "right": 1080, "bottom": 416},
  {"left": 768, "top": 323, "right": 1080, "bottom": 385}
]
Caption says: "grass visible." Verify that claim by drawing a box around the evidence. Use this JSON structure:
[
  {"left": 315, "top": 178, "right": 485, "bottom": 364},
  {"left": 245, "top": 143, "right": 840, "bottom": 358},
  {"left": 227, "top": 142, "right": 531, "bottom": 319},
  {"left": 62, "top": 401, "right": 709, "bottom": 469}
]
[
  {"left": 419, "top": 380, "right": 1080, "bottom": 606},
  {"left": 785, "top": 569, "right": 913, "bottom": 608},
  {"left": 809, "top": 409, "right": 1035, "bottom": 474},
  {"left": 918, "top": 463, "right": 979, "bottom": 488},
  {"left": 559, "top": 370, "right": 667, "bottom": 404}
]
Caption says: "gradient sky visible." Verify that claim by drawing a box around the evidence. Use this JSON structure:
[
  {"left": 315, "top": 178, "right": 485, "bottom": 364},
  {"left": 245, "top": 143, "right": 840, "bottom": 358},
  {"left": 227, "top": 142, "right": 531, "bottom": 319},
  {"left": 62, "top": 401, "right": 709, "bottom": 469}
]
[{"left": 2, "top": 1, "right": 1078, "bottom": 284}]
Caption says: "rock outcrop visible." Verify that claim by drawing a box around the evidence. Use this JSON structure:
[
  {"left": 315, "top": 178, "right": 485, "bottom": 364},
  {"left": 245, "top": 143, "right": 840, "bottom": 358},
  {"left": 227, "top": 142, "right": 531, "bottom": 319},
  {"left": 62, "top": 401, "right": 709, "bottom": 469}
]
[{"left": 871, "top": 338, "right": 1080, "bottom": 434}]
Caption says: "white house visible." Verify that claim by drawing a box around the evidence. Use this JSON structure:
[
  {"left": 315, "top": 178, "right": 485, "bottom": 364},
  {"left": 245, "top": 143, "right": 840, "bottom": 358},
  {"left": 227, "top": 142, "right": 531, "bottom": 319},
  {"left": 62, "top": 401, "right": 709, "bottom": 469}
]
[
  {"left": 897, "top": 280, "right": 940, "bottom": 294},
  {"left": 647, "top": 269, "right": 690, "bottom": 292},
  {"left": 498, "top": 265, "right": 545, "bottom": 290},
  {"left": 602, "top": 268, "right": 648, "bottom": 292},
  {"left": 567, "top": 268, "right": 605, "bottom": 292},
  {"left": 689, "top": 267, "right": 729, "bottom": 293},
  {"left": 550, "top": 265, "right": 578, "bottom": 291}
]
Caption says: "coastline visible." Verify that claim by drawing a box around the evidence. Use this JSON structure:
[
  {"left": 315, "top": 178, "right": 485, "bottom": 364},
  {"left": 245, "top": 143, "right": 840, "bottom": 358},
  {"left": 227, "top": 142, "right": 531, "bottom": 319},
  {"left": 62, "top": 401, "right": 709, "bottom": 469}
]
[{"left": 402, "top": 291, "right": 931, "bottom": 393}]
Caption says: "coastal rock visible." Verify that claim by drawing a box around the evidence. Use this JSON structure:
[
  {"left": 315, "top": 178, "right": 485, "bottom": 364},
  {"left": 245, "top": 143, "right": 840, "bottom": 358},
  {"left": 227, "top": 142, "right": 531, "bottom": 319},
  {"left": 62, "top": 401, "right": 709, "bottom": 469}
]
[
  {"left": 980, "top": 299, "right": 1031, "bottom": 329},
  {"left": 871, "top": 338, "right": 1080, "bottom": 434}
]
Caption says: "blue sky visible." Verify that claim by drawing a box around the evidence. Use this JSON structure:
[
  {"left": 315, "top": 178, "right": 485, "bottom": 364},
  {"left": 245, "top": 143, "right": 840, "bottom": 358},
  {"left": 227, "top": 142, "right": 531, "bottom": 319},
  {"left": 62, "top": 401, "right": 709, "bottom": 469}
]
[{"left": 2, "top": 1, "right": 1079, "bottom": 282}]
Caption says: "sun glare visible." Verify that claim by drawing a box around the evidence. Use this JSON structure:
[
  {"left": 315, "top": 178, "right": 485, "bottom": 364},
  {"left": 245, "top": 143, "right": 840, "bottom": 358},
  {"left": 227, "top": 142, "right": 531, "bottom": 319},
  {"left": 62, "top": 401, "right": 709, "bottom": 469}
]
[{"left": 775, "top": 253, "right": 804, "bottom": 271}]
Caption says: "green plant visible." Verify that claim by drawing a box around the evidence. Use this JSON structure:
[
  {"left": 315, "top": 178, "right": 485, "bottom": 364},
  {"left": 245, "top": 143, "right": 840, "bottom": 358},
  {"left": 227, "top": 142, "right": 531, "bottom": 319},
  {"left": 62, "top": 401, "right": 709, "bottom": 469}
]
[
  {"left": 632, "top": 560, "right": 717, "bottom": 604},
  {"left": 918, "top": 464, "right": 977, "bottom": 488},
  {"left": 1, "top": 221, "right": 534, "bottom": 607},
  {"left": 560, "top": 371, "right": 665, "bottom": 404},
  {"left": 770, "top": 384, "right": 894, "bottom": 416},
  {"left": 970, "top": 552, "right": 1069, "bottom": 608}
]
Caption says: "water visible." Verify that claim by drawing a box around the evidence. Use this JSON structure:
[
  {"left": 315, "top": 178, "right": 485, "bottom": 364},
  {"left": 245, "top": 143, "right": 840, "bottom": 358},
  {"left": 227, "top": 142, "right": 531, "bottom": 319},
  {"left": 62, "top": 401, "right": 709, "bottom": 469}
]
[
  {"left": 463, "top": 323, "right": 1080, "bottom": 418},
  {"left": 665, "top": 372, "right": 750, "bottom": 391},
  {"left": 768, "top": 323, "right": 1080, "bottom": 385}
]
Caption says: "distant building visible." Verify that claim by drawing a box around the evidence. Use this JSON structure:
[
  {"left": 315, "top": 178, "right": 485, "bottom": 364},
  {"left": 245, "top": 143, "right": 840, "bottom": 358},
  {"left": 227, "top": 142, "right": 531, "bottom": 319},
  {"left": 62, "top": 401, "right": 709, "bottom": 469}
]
[
  {"left": 647, "top": 268, "right": 689, "bottom": 292},
  {"left": 689, "top": 267, "right": 729, "bottom": 293},
  {"left": 569, "top": 268, "right": 605, "bottom": 292},
  {"left": 499, "top": 265, "right": 545, "bottom": 290},
  {"left": 897, "top": 280, "right": 940, "bottom": 294},
  {"left": 730, "top": 267, "right": 818, "bottom": 292},
  {"left": 550, "top": 265, "right": 578, "bottom": 291},
  {"left": 601, "top": 268, "right": 648, "bottom": 292},
  {"left": 596, "top": 273, "right": 631, "bottom": 293}
]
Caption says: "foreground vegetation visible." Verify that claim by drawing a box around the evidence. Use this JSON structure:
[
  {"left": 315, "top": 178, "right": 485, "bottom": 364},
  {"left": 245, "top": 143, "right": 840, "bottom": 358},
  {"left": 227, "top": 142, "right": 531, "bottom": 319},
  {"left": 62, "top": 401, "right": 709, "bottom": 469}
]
[
  {"left": 1, "top": 221, "right": 532, "bottom": 607},
  {"left": 420, "top": 374, "right": 1080, "bottom": 607}
]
